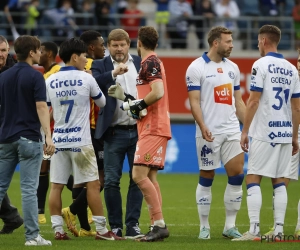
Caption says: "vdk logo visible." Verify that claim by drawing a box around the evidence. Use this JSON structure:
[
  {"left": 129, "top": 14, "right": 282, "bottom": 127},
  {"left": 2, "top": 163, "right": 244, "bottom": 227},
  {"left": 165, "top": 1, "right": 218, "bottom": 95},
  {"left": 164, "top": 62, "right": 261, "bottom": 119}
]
[{"left": 214, "top": 83, "right": 232, "bottom": 105}]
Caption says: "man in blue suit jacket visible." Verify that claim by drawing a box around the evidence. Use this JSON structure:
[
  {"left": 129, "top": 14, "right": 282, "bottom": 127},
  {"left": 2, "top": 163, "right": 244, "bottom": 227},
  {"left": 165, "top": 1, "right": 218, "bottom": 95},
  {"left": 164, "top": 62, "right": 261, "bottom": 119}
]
[{"left": 91, "top": 29, "right": 144, "bottom": 239}]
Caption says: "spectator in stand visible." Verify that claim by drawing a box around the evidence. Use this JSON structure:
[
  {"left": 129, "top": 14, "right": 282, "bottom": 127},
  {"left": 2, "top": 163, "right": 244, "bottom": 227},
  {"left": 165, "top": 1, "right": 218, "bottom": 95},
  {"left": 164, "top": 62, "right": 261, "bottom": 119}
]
[
  {"left": 25, "top": 0, "right": 40, "bottom": 36},
  {"left": 168, "top": 0, "right": 193, "bottom": 49},
  {"left": 214, "top": 0, "right": 240, "bottom": 39},
  {"left": 44, "top": 0, "right": 79, "bottom": 44},
  {"left": 95, "top": 0, "right": 111, "bottom": 39},
  {"left": 293, "top": 0, "right": 300, "bottom": 48},
  {"left": 121, "top": 0, "right": 144, "bottom": 47},
  {"left": 76, "top": 0, "right": 95, "bottom": 33},
  {"left": 193, "top": 0, "right": 214, "bottom": 49},
  {"left": 153, "top": 0, "right": 170, "bottom": 48}
]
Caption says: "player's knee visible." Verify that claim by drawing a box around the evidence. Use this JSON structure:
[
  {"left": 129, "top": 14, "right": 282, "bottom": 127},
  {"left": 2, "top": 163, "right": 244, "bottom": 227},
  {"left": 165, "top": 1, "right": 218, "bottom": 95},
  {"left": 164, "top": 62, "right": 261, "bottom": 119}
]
[{"left": 228, "top": 174, "right": 244, "bottom": 186}]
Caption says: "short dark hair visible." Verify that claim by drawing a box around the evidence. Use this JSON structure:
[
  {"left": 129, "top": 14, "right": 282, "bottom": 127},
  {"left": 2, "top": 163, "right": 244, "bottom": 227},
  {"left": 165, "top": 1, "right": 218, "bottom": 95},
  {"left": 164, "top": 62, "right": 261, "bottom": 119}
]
[
  {"left": 259, "top": 25, "right": 281, "bottom": 45},
  {"left": 14, "top": 35, "right": 40, "bottom": 61},
  {"left": 41, "top": 41, "right": 58, "bottom": 59},
  {"left": 138, "top": 26, "right": 158, "bottom": 51},
  {"left": 107, "top": 29, "right": 130, "bottom": 45},
  {"left": 80, "top": 30, "right": 102, "bottom": 46},
  {"left": 207, "top": 26, "right": 232, "bottom": 46},
  {"left": 59, "top": 38, "right": 87, "bottom": 63}
]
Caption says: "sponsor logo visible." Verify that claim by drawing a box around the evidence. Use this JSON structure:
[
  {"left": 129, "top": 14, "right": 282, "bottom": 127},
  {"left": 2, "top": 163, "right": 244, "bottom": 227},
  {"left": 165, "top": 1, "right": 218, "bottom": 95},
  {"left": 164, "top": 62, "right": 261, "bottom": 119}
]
[
  {"left": 251, "top": 76, "right": 256, "bottom": 80},
  {"left": 136, "top": 79, "right": 143, "bottom": 85},
  {"left": 186, "top": 76, "right": 193, "bottom": 86},
  {"left": 217, "top": 68, "right": 223, "bottom": 73},
  {"left": 55, "top": 147, "right": 82, "bottom": 154},
  {"left": 53, "top": 136, "right": 82, "bottom": 143},
  {"left": 268, "top": 121, "right": 292, "bottom": 127},
  {"left": 201, "top": 145, "right": 213, "bottom": 157},
  {"left": 268, "top": 64, "right": 293, "bottom": 76},
  {"left": 136, "top": 144, "right": 139, "bottom": 152},
  {"left": 157, "top": 146, "right": 163, "bottom": 155},
  {"left": 228, "top": 71, "right": 235, "bottom": 79},
  {"left": 151, "top": 67, "right": 158, "bottom": 76},
  {"left": 214, "top": 83, "right": 232, "bottom": 105},
  {"left": 268, "top": 131, "right": 292, "bottom": 140},
  {"left": 230, "top": 196, "right": 242, "bottom": 202},
  {"left": 144, "top": 153, "right": 151, "bottom": 162},
  {"left": 54, "top": 126, "right": 82, "bottom": 133},
  {"left": 134, "top": 155, "right": 140, "bottom": 161},
  {"left": 206, "top": 75, "right": 216, "bottom": 78},
  {"left": 50, "top": 79, "right": 83, "bottom": 89},
  {"left": 197, "top": 196, "right": 210, "bottom": 205},
  {"left": 252, "top": 67, "right": 257, "bottom": 75}
]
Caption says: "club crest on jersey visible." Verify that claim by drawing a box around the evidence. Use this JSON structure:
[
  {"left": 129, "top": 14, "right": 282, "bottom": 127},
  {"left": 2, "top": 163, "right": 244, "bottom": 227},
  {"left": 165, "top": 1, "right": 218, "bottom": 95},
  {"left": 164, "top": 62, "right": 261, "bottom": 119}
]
[
  {"left": 214, "top": 83, "right": 232, "bottom": 105},
  {"left": 228, "top": 71, "right": 235, "bottom": 79},
  {"left": 144, "top": 153, "right": 151, "bottom": 162},
  {"left": 217, "top": 68, "right": 223, "bottom": 73}
]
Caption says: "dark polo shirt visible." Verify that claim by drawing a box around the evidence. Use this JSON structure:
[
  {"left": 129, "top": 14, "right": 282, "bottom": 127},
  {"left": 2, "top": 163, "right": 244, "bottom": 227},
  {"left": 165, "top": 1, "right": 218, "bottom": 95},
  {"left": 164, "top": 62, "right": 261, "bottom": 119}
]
[{"left": 0, "top": 62, "right": 46, "bottom": 142}]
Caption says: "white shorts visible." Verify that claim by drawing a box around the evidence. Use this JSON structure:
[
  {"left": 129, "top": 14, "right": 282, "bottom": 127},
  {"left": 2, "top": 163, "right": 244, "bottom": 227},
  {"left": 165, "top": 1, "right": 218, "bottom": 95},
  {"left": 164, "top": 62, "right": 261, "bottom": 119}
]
[
  {"left": 50, "top": 145, "right": 99, "bottom": 185},
  {"left": 196, "top": 132, "right": 243, "bottom": 170},
  {"left": 286, "top": 151, "right": 299, "bottom": 180},
  {"left": 247, "top": 139, "right": 292, "bottom": 178}
]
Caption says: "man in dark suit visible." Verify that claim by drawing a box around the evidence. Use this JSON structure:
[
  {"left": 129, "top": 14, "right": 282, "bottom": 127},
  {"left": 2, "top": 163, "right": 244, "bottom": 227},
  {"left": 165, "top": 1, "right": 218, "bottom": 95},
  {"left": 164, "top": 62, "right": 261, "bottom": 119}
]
[
  {"left": 0, "top": 35, "right": 23, "bottom": 234},
  {"left": 91, "top": 29, "right": 143, "bottom": 239}
]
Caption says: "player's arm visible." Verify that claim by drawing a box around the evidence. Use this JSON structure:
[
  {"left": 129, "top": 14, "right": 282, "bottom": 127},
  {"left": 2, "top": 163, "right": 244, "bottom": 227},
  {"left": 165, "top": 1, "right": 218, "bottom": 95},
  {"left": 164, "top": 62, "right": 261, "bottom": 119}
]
[
  {"left": 240, "top": 90, "right": 261, "bottom": 152},
  {"left": 188, "top": 90, "right": 214, "bottom": 142},
  {"left": 90, "top": 77, "right": 106, "bottom": 108},
  {"left": 143, "top": 80, "right": 164, "bottom": 105},
  {"left": 36, "top": 101, "right": 55, "bottom": 156},
  {"left": 234, "top": 89, "right": 246, "bottom": 124}
]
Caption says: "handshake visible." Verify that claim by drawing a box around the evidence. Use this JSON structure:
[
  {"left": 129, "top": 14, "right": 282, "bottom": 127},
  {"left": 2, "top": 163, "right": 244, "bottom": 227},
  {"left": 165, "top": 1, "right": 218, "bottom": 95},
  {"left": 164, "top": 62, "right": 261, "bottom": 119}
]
[{"left": 108, "top": 83, "right": 148, "bottom": 119}]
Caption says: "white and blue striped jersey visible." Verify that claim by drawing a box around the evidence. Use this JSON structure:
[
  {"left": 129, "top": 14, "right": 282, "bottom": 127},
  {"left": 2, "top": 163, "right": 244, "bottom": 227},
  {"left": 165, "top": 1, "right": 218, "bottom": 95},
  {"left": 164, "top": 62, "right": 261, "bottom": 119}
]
[
  {"left": 185, "top": 52, "right": 241, "bottom": 137},
  {"left": 249, "top": 52, "right": 300, "bottom": 143},
  {"left": 46, "top": 66, "right": 105, "bottom": 148}
]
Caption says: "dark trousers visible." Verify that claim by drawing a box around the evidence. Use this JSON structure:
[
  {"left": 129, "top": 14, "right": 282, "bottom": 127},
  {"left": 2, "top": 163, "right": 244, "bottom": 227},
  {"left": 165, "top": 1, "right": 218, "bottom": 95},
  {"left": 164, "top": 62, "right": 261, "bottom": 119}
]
[
  {"left": 0, "top": 193, "right": 21, "bottom": 224},
  {"left": 103, "top": 126, "right": 143, "bottom": 229}
]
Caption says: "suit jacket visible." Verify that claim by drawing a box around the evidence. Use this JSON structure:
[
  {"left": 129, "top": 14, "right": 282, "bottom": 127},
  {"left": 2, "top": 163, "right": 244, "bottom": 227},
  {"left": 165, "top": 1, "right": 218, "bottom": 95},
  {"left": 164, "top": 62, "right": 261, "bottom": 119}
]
[{"left": 91, "top": 54, "right": 141, "bottom": 139}]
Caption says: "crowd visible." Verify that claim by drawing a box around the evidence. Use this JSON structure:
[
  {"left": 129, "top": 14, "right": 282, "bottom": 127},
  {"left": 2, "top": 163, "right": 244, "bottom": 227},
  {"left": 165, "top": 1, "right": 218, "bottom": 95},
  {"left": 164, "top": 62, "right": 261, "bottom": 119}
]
[{"left": 0, "top": 0, "right": 298, "bottom": 49}]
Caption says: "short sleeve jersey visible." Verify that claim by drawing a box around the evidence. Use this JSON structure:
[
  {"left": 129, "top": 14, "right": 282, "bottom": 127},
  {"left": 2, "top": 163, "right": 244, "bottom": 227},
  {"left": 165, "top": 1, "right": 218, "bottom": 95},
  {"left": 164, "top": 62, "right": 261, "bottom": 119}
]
[
  {"left": 185, "top": 52, "right": 241, "bottom": 137},
  {"left": 46, "top": 66, "right": 104, "bottom": 148},
  {"left": 136, "top": 52, "right": 171, "bottom": 139},
  {"left": 249, "top": 52, "right": 300, "bottom": 143}
]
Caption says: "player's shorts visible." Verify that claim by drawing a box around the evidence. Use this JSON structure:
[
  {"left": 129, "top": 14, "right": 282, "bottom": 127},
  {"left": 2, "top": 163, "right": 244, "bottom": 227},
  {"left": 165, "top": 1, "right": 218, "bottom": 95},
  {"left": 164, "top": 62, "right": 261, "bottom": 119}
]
[
  {"left": 50, "top": 144, "right": 99, "bottom": 185},
  {"left": 91, "top": 128, "right": 104, "bottom": 171},
  {"left": 134, "top": 135, "right": 168, "bottom": 169},
  {"left": 196, "top": 132, "right": 243, "bottom": 171},
  {"left": 247, "top": 139, "right": 292, "bottom": 178},
  {"left": 285, "top": 151, "right": 299, "bottom": 180},
  {"left": 155, "top": 11, "right": 170, "bottom": 24}
]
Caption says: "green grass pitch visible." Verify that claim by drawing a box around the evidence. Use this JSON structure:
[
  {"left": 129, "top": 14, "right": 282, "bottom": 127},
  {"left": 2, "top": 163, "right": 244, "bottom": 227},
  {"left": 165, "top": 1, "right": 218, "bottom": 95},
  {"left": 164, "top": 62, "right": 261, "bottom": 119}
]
[{"left": 1, "top": 172, "right": 300, "bottom": 249}]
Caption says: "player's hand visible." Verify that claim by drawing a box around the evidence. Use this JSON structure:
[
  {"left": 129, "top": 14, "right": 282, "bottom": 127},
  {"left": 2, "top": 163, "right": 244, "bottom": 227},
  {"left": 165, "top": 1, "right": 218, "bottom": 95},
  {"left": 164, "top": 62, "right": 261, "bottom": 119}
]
[
  {"left": 112, "top": 63, "right": 128, "bottom": 77},
  {"left": 45, "top": 136, "right": 55, "bottom": 156},
  {"left": 200, "top": 126, "right": 214, "bottom": 142},
  {"left": 292, "top": 138, "right": 299, "bottom": 156},
  {"left": 108, "top": 83, "right": 126, "bottom": 100},
  {"left": 240, "top": 132, "right": 249, "bottom": 152},
  {"left": 128, "top": 99, "right": 148, "bottom": 120}
]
